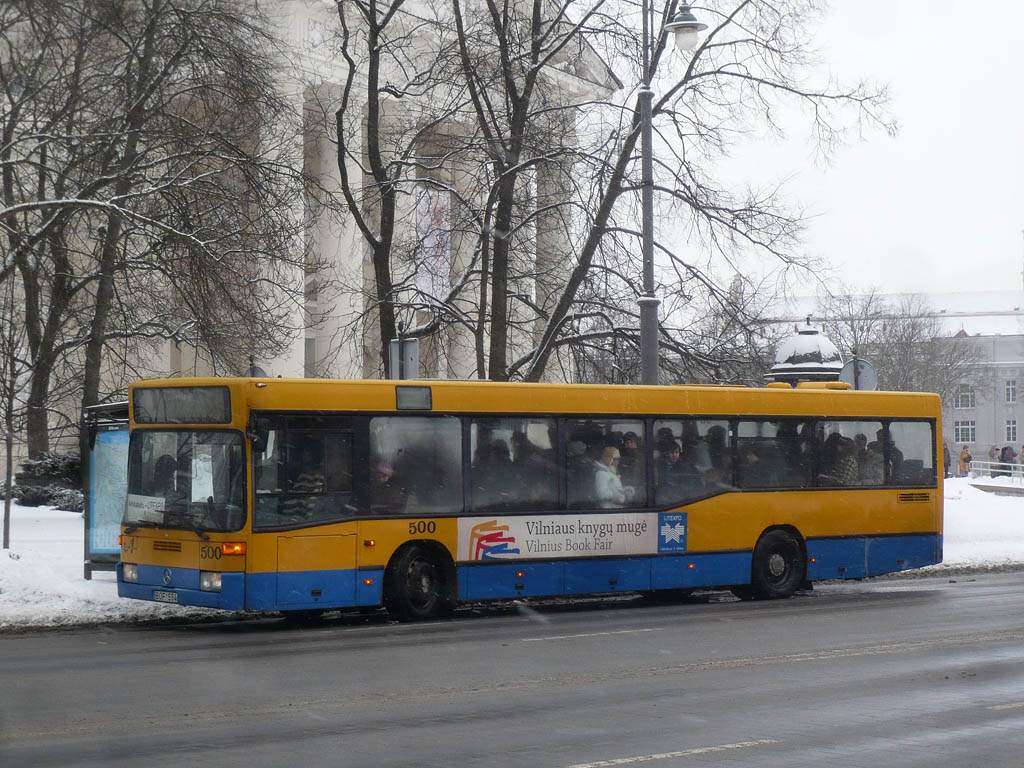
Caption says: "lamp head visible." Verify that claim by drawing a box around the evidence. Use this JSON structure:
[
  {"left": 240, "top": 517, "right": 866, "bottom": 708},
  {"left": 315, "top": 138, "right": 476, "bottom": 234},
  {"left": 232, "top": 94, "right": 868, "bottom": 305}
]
[{"left": 665, "top": 3, "right": 707, "bottom": 52}]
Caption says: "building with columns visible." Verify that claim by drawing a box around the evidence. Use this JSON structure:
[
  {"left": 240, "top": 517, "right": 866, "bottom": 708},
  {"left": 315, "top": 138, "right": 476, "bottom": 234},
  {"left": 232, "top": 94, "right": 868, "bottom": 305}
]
[{"left": 234, "top": 0, "right": 623, "bottom": 383}]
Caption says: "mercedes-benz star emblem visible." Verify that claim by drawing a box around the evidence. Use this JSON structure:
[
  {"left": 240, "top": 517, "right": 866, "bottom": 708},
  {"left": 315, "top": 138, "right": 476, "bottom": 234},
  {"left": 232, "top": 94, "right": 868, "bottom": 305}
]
[{"left": 162, "top": 568, "right": 172, "bottom": 586}]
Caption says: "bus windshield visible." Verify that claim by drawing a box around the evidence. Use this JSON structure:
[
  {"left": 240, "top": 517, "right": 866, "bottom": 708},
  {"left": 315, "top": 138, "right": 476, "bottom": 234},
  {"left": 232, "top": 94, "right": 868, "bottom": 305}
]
[{"left": 124, "top": 430, "right": 246, "bottom": 533}]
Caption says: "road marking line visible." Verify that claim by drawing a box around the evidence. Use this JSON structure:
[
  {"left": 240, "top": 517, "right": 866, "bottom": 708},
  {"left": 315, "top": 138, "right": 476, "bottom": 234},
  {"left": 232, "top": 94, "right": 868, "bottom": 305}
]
[
  {"left": 988, "top": 701, "right": 1024, "bottom": 710},
  {"left": 524, "top": 628, "right": 663, "bottom": 642},
  {"left": 563, "top": 739, "right": 779, "bottom": 767}
]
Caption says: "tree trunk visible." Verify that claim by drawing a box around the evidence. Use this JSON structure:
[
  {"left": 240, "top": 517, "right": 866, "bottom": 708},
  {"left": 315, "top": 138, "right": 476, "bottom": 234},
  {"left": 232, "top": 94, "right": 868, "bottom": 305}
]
[
  {"left": 486, "top": 177, "right": 516, "bottom": 381},
  {"left": 3, "top": 363, "right": 13, "bottom": 549},
  {"left": 25, "top": 358, "right": 52, "bottom": 457}
]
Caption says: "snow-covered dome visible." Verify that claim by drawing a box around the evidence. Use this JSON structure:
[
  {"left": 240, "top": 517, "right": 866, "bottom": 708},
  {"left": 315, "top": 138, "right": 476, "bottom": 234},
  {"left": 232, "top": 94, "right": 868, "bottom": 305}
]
[{"left": 768, "top": 324, "right": 844, "bottom": 383}]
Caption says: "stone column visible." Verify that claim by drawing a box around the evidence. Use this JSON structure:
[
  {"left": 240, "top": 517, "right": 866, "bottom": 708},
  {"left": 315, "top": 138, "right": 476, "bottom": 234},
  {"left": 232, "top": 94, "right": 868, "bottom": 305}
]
[{"left": 533, "top": 114, "right": 577, "bottom": 383}]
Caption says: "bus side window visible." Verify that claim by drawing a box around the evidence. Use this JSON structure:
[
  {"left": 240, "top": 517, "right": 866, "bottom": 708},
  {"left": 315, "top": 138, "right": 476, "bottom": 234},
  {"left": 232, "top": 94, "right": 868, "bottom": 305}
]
[
  {"left": 889, "top": 421, "right": 935, "bottom": 485},
  {"left": 253, "top": 421, "right": 355, "bottom": 530},
  {"left": 564, "top": 418, "right": 643, "bottom": 509},
  {"left": 370, "top": 416, "right": 462, "bottom": 515},
  {"left": 470, "top": 417, "right": 558, "bottom": 512}
]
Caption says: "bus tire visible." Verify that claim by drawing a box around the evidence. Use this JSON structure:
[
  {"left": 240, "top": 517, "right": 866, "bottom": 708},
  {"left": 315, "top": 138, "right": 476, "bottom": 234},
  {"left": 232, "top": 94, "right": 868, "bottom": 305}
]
[
  {"left": 384, "top": 544, "right": 454, "bottom": 622},
  {"left": 748, "top": 529, "right": 806, "bottom": 600}
]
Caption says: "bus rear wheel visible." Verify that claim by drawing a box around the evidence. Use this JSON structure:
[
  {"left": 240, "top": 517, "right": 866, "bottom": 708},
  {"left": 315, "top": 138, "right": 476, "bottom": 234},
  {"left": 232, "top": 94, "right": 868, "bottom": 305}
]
[
  {"left": 746, "top": 529, "right": 806, "bottom": 600},
  {"left": 384, "top": 545, "right": 453, "bottom": 622}
]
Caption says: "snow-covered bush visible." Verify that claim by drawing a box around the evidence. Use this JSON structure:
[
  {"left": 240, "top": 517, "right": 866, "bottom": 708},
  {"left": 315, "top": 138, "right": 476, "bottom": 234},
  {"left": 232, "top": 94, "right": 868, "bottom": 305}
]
[
  {"left": 12, "top": 485, "right": 52, "bottom": 507},
  {"left": 48, "top": 487, "right": 85, "bottom": 513},
  {"left": 19, "top": 453, "right": 81, "bottom": 486},
  {"left": 4, "top": 484, "right": 84, "bottom": 511}
]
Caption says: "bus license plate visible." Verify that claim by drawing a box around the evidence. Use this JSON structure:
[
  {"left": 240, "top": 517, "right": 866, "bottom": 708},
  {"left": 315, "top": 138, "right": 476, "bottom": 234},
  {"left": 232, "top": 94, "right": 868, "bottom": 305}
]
[{"left": 153, "top": 590, "right": 179, "bottom": 603}]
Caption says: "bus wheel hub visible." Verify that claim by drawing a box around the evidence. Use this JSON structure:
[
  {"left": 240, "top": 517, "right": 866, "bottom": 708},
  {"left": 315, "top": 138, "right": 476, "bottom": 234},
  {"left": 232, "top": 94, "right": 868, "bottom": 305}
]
[{"left": 767, "top": 553, "right": 786, "bottom": 577}]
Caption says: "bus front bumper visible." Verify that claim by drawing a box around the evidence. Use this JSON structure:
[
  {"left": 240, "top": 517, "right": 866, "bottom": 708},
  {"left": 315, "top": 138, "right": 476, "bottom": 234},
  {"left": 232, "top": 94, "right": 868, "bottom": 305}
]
[{"left": 117, "top": 563, "right": 245, "bottom": 611}]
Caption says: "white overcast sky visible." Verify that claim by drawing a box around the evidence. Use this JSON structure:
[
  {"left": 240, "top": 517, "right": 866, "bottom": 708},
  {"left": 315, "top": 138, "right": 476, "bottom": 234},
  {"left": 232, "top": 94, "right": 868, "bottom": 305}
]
[{"left": 751, "top": 0, "right": 1024, "bottom": 297}]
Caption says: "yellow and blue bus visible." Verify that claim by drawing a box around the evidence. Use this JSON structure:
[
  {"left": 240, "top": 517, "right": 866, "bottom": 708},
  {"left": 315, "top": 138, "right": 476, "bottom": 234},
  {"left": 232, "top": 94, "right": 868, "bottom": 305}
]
[{"left": 118, "top": 377, "right": 942, "bottom": 620}]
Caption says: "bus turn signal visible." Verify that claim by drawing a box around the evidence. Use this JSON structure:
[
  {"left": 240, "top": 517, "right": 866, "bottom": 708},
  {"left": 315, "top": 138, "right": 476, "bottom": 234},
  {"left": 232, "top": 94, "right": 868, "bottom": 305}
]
[{"left": 222, "top": 542, "right": 246, "bottom": 556}]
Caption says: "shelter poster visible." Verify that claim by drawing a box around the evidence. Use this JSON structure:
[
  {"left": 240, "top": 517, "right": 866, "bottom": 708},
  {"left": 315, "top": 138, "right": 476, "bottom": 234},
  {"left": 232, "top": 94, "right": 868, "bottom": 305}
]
[{"left": 88, "top": 427, "right": 129, "bottom": 554}]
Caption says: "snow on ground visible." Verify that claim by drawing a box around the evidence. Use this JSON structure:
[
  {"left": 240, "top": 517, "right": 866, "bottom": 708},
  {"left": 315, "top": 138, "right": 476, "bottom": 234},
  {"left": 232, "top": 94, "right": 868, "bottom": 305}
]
[
  {"left": 1, "top": 477, "right": 1021, "bottom": 629},
  {"left": 941, "top": 477, "right": 1024, "bottom": 567},
  {"left": 0, "top": 504, "right": 217, "bottom": 629}
]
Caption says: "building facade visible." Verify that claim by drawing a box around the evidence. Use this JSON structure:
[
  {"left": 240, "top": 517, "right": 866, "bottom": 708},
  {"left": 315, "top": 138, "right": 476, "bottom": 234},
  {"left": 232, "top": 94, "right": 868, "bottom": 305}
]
[{"left": 944, "top": 331, "right": 1024, "bottom": 463}]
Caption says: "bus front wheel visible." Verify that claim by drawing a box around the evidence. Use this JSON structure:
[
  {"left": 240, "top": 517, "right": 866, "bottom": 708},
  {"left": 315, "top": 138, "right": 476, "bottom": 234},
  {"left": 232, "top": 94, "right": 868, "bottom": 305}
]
[
  {"left": 384, "top": 544, "right": 453, "bottom": 621},
  {"left": 745, "top": 529, "right": 806, "bottom": 600}
]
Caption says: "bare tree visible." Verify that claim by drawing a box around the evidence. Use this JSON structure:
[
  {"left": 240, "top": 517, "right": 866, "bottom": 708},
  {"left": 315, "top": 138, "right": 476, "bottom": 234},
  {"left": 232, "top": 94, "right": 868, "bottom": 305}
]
[
  {"left": 1, "top": 272, "right": 29, "bottom": 549},
  {"left": 445, "top": 0, "right": 891, "bottom": 382},
  {"left": 1, "top": 0, "right": 309, "bottom": 456},
  {"left": 310, "top": 0, "right": 891, "bottom": 382},
  {"left": 818, "top": 290, "right": 982, "bottom": 400}
]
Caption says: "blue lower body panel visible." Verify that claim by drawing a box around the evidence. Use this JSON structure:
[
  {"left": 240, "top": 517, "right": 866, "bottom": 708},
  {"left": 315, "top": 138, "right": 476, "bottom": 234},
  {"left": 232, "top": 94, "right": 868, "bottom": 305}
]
[
  {"left": 806, "top": 534, "right": 942, "bottom": 580},
  {"left": 651, "top": 551, "right": 750, "bottom": 589},
  {"left": 245, "top": 569, "right": 383, "bottom": 611},
  {"left": 120, "top": 534, "right": 943, "bottom": 613},
  {"left": 459, "top": 552, "right": 752, "bottom": 601}
]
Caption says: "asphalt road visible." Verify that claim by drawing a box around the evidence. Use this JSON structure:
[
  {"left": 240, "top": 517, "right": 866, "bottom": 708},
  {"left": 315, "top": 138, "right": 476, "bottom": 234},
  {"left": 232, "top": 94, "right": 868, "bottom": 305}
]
[{"left": 3, "top": 571, "right": 1024, "bottom": 768}]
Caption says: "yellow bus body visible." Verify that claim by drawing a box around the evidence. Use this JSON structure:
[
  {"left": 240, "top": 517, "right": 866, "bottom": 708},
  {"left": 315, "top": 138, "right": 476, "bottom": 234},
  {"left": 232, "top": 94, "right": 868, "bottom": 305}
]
[{"left": 118, "top": 378, "right": 942, "bottom": 615}]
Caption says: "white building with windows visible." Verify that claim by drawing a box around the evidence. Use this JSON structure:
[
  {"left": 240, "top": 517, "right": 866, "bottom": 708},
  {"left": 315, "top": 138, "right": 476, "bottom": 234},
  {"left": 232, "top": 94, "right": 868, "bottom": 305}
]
[
  {"left": 944, "top": 311, "right": 1024, "bottom": 459},
  {"left": 842, "top": 290, "right": 1024, "bottom": 460},
  {"left": 772, "top": 290, "right": 1024, "bottom": 461}
]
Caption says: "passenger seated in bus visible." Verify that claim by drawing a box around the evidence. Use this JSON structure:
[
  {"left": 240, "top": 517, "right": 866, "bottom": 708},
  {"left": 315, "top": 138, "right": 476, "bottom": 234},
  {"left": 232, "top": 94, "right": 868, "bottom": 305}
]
[
  {"left": 594, "top": 446, "right": 626, "bottom": 508},
  {"left": 854, "top": 433, "right": 869, "bottom": 463},
  {"left": 681, "top": 423, "right": 712, "bottom": 472},
  {"left": 868, "top": 427, "right": 904, "bottom": 477},
  {"left": 370, "top": 460, "right": 405, "bottom": 512},
  {"left": 510, "top": 431, "right": 535, "bottom": 467},
  {"left": 798, "top": 422, "right": 822, "bottom": 474},
  {"left": 290, "top": 442, "right": 325, "bottom": 493},
  {"left": 818, "top": 437, "right": 859, "bottom": 486},
  {"left": 656, "top": 440, "right": 704, "bottom": 504},
  {"left": 705, "top": 425, "right": 730, "bottom": 471},
  {"left": 618, "top": 432, "right": 645, "bottom": 496},
  {"left": 511, "top": 432, "right": 557, "bottom": 502},
  {"left": 859, "top": 441, "right": 885, "bottom": 484},
  {"left": 820, "top": 432, "right": 843, "bottom": 477},
  {"left": 655, "top": 427, "right": 676, "bottom": 453},
  {"left": 149, "top": 454, "right": 176, "bottom": 495},
  {"left": 738, "top": 443, "right": 778, "bottom": 488},
  {"left": 476, "top": 439, "right": 514, "bottom": 508},
  {"left": 566, "top": 440, "right": 592, "bottom": 506}
]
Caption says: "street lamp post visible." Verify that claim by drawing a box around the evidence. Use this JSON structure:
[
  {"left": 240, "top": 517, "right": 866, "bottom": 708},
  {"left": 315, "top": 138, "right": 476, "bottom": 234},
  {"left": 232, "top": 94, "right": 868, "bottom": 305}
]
[{"left": 639, "top": 3, "right": 706, "bottom": 385}]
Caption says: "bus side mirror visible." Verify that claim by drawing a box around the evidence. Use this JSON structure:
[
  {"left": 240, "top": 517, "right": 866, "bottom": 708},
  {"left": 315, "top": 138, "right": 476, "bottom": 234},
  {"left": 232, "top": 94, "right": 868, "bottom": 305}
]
[{"left": 248, "top": 417, "right": 271, "bottom": 453}]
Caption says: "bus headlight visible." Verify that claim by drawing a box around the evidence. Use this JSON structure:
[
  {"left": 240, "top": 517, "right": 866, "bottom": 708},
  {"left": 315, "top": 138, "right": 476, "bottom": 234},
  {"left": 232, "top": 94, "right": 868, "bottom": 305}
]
[
  {"left": 200, "top": 571, "right": 222, "bottom": 592},
  {"left": 123, "top": 563, "right": 138, "bottom": 583}
]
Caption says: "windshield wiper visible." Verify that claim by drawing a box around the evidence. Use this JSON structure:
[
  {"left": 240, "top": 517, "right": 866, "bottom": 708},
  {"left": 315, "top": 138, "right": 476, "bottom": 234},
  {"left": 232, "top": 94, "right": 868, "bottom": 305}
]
[{"left": 122, "top": 520, "right": 162, "bottom": 534}]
